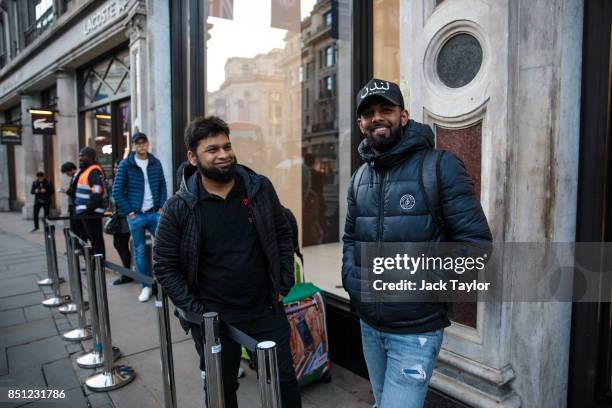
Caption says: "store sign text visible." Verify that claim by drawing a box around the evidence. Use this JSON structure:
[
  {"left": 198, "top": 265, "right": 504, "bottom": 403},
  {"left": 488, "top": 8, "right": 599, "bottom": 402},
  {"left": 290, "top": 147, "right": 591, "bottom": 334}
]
[{"left": 83, "top": 0, "right": 128, "bottom": 36}]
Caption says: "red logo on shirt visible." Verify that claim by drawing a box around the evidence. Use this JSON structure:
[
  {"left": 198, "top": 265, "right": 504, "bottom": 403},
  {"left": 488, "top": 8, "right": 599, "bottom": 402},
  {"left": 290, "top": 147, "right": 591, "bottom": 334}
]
[{"left": 243, "top": 198, "right": 249, "bottom": 206}]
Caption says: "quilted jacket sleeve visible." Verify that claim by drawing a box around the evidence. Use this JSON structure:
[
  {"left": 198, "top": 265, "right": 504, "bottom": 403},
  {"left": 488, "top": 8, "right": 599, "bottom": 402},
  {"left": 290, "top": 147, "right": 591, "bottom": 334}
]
[
  {"left": 153, "top": 197, "right": 205, "bottom": 315},
  {"left": 265, "top": 178, "right": 294, "bottom": 296},
  {"left": 439, "top": 152, "right": 492, "bottom": 244},
  {"left": 112, "top": 160, "right": 132, "bottom": 216},
  {"left": 341, "top": 171, "right": 359, "bottom": 285}
]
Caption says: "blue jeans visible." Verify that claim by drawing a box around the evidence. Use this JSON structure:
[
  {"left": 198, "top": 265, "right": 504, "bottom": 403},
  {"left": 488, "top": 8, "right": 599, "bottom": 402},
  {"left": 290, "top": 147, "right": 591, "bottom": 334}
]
[
  {"left": 360, "top": 320, "right": 444, "bottom": 408},
  {"left": 126, "top": 212, "right": 159, "bottom": 287}
]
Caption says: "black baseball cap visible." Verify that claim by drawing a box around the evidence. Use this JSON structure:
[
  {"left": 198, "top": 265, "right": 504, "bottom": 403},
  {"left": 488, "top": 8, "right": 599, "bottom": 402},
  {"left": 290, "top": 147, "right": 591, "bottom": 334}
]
[
  {"left": 132, "top": 132, "right": 148, "bottom": 143},
  {"left": 356, "top": 78, "right": 405, "bottom": 115}
]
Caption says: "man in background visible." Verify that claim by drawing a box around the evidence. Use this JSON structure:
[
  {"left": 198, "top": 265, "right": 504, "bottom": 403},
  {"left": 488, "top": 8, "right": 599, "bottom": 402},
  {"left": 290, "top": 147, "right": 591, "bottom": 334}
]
[
  {"left": 75, "top": 147, "right": 106, "bottom": 257},
  {"left": 30, "top": 171, "right": 53, "bottom": 232},
  {"left": 60, "top": 161, "right": 85, "bottom": 242},
  {"left": 113, "top": 132, "right": 167, "bottom": 302}
]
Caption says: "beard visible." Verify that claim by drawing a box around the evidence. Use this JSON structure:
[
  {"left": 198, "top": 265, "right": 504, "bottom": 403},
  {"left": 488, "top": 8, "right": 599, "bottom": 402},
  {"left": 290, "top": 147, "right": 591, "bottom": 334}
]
[
  {"left": 197, "top": 159, "right": 237, "bottom": 184},
  {"left": 366, "top": 123, "right": 403, "bottom": 153}
]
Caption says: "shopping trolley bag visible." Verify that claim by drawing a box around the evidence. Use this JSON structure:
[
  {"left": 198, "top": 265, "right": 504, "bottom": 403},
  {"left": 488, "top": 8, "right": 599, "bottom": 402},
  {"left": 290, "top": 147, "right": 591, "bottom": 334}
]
[{"left": 283, "top": 282, "right": 331, "bottom": 386}]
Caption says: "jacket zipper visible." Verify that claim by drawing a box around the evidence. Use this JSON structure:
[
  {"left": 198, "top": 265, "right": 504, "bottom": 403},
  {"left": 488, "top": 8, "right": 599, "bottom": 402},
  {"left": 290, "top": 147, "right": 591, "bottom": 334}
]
[
  {"left": 376, "top": 169, "right": 386, "bottom": 242},
  {"left": 376, "top": 169, "right": 386, "bottom": 320}
]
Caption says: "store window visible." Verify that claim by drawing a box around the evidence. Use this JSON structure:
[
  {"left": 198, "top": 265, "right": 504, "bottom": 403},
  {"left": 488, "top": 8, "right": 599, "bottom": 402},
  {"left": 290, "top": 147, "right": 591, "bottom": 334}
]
[
  {"left": 79, "top": 48, "right": 131, "bottom": 180},
  {"left": 373, "top": 0, "right": 400, "bottom": 83},
  {"left": 204, "top": 0, "right": 351, "bottom": 296},
  {"left": 80, "top": 50, "right": 130, "bottom": 107}
]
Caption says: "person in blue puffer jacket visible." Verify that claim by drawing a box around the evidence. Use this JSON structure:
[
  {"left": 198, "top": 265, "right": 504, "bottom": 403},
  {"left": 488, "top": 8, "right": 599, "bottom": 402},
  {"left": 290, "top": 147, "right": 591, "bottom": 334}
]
[
  {"left": 112, "top": 132, "right": 167, "bottom": 302},
  {"left": 342, "top": 79, "right": 492, "bottom": 408}
]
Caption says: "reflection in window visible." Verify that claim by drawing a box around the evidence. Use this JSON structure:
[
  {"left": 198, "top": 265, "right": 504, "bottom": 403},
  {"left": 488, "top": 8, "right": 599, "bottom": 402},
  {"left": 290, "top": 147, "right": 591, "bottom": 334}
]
[
  {"left": 326, "top": 46, "right": 334, "bottom": 66},
  {"left": 204, "top": 0, "right": 351, "bottom": 294},
  {"left": 373, "top": 0, "right": 400, "bottom": 83}
]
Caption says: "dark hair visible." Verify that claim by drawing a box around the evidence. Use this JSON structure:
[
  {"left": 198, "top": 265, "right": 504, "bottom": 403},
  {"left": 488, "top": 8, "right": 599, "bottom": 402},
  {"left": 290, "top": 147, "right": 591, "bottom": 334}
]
[
  {"left": 184, "top": 116, "right": 230, "bottom": 153},
  {"left": 36, "top": 171, "right": 44, "bottom": 177},
  {"left": 60, "top": 162, "right": 77, "bottom": 173}
]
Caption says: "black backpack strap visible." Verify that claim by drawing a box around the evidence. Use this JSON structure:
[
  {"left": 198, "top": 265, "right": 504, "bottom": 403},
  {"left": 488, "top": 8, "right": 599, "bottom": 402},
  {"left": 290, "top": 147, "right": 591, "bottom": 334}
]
[
  {"left": 419, "top": 149, "right": 445, "bottom": 231},
  {"left": 352, "top": 163, "right": 367, "bottom": 202}
]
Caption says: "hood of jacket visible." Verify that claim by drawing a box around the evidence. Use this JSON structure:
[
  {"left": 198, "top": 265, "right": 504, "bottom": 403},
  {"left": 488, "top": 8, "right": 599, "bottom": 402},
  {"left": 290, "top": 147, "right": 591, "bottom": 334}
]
[
  {"left": 176, "top": 163, "right": 264, "bottom": 209},
  {"left": 358, "top": 119, "right": 434, "bottom": 168}
]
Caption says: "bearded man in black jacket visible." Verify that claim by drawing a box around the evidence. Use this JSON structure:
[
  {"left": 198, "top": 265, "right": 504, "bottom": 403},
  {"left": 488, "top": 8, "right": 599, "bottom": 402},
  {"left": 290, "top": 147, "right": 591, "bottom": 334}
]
[
  {"left": 153, "top": 116, "right": 301, "bottom": 408},
  {"left": 343, "top": 79, "right": 492, "bottom": 408}
]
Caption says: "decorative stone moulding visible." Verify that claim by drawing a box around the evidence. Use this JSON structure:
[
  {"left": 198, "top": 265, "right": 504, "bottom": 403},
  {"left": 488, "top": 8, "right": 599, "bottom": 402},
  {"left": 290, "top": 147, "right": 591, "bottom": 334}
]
[{"left": 423, "top": 19, "right": 489, "bottom": 101}]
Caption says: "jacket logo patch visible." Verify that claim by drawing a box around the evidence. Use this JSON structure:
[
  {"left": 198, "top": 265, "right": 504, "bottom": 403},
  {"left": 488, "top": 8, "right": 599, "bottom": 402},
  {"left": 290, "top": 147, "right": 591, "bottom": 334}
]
[{"left": 400, "top": 194, "right": 416, "bottom": 210}]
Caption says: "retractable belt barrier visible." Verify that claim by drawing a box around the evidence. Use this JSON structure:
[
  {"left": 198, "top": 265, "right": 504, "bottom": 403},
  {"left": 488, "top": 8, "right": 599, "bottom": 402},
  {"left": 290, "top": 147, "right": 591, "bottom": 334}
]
[
  {"left": 40, "top": 219, "right": 69, "bottom": 307},
  {"left": 84, "top": 255, "right": 135, "bottom": 391},
  {"left": 177, "top": 310, "right": 282, "bottom": 408},
  {"left": 37, "top": 218, "right": 65, "bottom": 287},
  {"left": 43, "top": 217, "right": 280, "bottom": 407},
  {"left": 60, "top": 227, "right": 91, "bottom": 342}
]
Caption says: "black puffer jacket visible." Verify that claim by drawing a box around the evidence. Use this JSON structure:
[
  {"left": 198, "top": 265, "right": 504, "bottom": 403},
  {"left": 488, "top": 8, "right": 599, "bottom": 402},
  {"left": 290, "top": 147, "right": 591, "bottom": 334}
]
[
  {"left": 342, "top": 120, "right": 492, "bottom": 333},
  {"left": 153, "top": 164, "right": 294, "bottom": 318}
]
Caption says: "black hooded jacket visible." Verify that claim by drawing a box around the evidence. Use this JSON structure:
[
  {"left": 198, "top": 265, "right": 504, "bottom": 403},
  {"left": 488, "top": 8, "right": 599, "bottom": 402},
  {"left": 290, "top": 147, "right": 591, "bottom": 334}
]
[
  {"left": 153, "top": 163, "right": 294, "bottom": 319},
  {"left": 342, "top": 120, "right": 492, "bottom": 333}
]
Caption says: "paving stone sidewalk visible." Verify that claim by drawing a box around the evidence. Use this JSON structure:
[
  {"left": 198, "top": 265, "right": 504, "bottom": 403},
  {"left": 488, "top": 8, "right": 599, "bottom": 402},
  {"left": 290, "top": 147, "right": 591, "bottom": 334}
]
[{"left": 0, "top": 212, "right": 375, "bottom": 408}]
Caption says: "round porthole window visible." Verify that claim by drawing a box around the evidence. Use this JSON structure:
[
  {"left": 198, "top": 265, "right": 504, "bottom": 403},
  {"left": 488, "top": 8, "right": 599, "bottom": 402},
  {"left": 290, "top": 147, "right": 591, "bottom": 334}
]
[{"left": 436, "top": 33, "right": 483, "bottom": 88}]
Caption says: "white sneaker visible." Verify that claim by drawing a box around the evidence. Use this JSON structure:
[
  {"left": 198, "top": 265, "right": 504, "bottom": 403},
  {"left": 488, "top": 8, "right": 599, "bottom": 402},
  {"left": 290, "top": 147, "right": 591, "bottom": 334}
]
[
  {"left": 237, "top": 367, "right": 245, "bottom": 379},
  {"left": 138, "top": 286, "right": 152, "bottom": 302}
]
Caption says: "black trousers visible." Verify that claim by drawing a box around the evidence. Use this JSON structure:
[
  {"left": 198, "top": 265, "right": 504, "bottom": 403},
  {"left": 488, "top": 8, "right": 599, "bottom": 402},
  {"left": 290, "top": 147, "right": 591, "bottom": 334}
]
[
  {"left": 68, "top": 206, "right": 86, "bottom": 247},
  {"left": 190, "top": 305, "right": 302, "bottom": 408},
  {"left": 33, "top": 202, "right": 50, "bottom": 229},
  {"left": 81, "top": 218, "right": 106, "bottom": 258},
  {"left": 113, "top": 232, "right": 131, "bottom": 268}
]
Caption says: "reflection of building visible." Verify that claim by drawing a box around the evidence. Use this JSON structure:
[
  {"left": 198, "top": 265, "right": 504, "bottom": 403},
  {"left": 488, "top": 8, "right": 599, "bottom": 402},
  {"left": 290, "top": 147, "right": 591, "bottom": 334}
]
[
  {"left": 276, "top": 30, "right": 304, "bottom": 227},
  {"left": 207, "top": 50, "right": 285, "bottom": 150},
  {"left": 0, "top": 0, "right": 173, "bottom": 216},
  {"left": 300, "top": 0, "right": 339, "bottom": 245}
]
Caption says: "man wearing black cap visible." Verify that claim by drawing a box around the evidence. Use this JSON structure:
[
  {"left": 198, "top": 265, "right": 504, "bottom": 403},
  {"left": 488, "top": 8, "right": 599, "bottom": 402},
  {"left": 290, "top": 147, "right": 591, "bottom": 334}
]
[
  {"left": 30, "top": 171, "right": 53, "bottom": 232},
  {"left": 112, "top": 132, "right": 167, "bottom": 301},
  {"left": 75, "top": 147, "right": 107, "bottom": 257},
  {"left": 342, "top": 79, "right": 491, "bottom": 407}
]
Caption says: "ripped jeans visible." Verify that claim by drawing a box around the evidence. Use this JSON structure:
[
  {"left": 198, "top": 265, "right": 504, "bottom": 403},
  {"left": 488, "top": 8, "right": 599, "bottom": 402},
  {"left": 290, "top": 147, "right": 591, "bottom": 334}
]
[{"left": 360, "top": 320, "right": 444, "bottom": 408}]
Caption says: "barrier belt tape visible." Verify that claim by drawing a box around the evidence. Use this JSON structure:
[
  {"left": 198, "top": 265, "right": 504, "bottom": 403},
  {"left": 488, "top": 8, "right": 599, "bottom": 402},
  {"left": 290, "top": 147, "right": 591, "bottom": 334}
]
[
  {"left": 47, "top": 213, "right": 113, "bottom": 221},
  {"left": 68, "top": 231, "right": 88, "bottom": 248},
  {"left": 178, "top": 309, "right": 259, "bottom": 352},
  {"left": 104, "top": 260, "right": 155, "bottom": 287}
]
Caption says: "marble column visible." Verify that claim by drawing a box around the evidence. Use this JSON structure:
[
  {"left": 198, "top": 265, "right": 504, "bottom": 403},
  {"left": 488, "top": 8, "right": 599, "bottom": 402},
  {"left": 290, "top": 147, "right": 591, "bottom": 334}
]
[
  {"left": 145, "top": 0, "right": 173, "bottom": 195},
  {"left": 20, "top": 93, "right": 43, "bottom": 220},
  {"left": 127, "top": 14, "right": 148, "bottom": 135},
  {"left": 0, "top": 144, "right": 9, "bottom": 211},
  {"left": 55, "top": 69, "right": 79, "bottom": 215}
]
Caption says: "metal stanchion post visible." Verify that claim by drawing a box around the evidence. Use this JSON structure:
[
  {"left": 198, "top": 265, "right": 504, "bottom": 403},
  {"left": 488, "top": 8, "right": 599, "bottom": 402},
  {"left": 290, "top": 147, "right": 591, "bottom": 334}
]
[
  {"left": 37, "top": 222, "right": 54, "bottom": 286},
  {"left": 42, "top": 224, "right": 69, "bottom": 307},
  {"left": 155, "top": 286, "right": 177, "bottom": 408},
  {"left": 86, "top": 254, "right": 134, "bottom": 391},
  {"left": 59, "top": 227, "right": 79, "bottom": 314},
  {"left": 77, "top": 244, "right": 120, "bottom": 368},
  {"left": 203, "top": 312, "right": 225, "bottom": 408},
  {"left": 61, "top": 234, "right": 91, "bottom": 341},
  {"left": 256, "top": 341, "right": 281, "bottom": 408}
]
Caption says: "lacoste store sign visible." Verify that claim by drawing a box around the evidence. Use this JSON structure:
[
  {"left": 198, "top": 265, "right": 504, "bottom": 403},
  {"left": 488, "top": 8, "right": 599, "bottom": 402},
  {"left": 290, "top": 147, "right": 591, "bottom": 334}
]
[
  {"left": 30, "top": 111, "right": 55, "bottom": 135},
  {"left": 83, "top": 0, "right": 129, "bottom": 36},
  {"left": 0, "top": 125, "right": 22, "bottom": 144}
]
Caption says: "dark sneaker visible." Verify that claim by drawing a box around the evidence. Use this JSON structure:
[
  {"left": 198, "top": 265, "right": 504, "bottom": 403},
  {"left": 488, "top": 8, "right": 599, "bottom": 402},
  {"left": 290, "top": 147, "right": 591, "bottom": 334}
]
[
  {"left": 30, "top": 228, "right": 39, "bottom": 232},
  {"left": 113, "top": 276, "right": 134, "bottom": 285}
]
